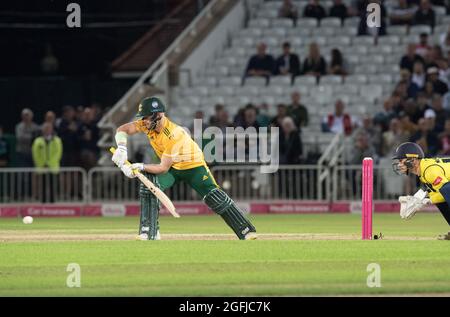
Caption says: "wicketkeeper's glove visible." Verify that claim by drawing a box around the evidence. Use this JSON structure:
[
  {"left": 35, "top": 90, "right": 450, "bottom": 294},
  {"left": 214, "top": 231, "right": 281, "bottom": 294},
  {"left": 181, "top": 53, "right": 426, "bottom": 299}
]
[{"left": 399, "top": 189, "right": 431, "bottom": 220}]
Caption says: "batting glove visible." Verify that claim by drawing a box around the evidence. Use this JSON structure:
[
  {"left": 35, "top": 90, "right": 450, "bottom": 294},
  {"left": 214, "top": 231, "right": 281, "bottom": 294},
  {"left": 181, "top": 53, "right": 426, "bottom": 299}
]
[
  {"left": 121, "top": 165, "right": 135, "bottom": 178},
  {"left": 112, "top": 145, "right": 128, "bottom": 168}
]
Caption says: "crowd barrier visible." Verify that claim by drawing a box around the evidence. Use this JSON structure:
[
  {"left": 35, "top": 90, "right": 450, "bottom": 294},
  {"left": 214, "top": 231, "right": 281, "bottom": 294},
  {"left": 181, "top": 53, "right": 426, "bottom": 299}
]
[{"left": 0, "top": 164, "right": 436, "bottom": 217}]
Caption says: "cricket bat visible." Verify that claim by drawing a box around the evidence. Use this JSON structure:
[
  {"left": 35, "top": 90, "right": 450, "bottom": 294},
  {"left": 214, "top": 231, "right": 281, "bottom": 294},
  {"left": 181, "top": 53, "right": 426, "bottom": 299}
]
[{"left": 110, "top": 147, "right": 179, "bottom": 218}]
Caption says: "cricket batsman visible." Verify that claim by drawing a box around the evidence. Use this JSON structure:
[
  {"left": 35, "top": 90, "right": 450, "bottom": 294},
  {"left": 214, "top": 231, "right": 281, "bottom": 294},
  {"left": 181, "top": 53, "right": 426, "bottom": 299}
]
[
  {"left": 111, "top": 96, "right": 257, "bottom": 240},
  {"left": 393, "top": 142, "right": 450, "bottom": 239}
]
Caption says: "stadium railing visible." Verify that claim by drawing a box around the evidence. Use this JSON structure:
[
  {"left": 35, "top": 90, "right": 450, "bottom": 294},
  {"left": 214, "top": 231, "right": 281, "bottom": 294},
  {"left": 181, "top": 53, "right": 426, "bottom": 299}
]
[
  {"left": 0, "top": 162, "right": 418, "bottom": 204},
  {"left": 0, "top": 167, "right": 87, "bottom": 204}
]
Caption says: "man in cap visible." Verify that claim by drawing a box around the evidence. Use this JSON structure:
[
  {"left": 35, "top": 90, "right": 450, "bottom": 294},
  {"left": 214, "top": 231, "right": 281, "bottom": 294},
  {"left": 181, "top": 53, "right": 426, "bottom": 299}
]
[
  {"left": 393, "top": 142, "right": 450, "bottom": 239},
  {"left": 112, "top": 96, "right": 257, "bottom": 240}
]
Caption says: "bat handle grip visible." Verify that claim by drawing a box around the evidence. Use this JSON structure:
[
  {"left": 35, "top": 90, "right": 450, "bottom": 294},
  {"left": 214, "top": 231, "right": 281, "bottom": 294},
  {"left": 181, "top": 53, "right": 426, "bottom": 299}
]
[{"left": 109, "top": 147, "right": 140, "bottom": 173}]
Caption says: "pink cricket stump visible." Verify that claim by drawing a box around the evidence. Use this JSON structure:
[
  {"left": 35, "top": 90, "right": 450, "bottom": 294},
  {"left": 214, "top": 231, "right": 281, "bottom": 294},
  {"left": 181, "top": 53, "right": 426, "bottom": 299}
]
[{"left": 362, "top": 158, "right": 373, "bottom": 240}]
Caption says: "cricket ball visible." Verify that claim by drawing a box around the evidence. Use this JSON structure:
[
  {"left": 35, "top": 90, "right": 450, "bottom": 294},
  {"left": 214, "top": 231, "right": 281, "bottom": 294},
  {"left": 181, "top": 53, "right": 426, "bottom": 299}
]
[{"left": 23, "top": 216, "right": 33, "bottom": 224}]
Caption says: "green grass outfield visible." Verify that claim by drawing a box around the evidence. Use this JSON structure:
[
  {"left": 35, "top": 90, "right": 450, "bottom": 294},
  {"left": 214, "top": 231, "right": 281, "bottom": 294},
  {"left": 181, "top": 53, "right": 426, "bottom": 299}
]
[{"left": 1, "top": 213, "right": 450, "bottom": 296}]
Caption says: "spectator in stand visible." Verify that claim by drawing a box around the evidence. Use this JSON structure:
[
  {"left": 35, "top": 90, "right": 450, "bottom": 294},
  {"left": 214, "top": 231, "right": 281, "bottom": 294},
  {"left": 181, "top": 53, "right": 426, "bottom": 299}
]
[
  {"left": 413, "top": 0, "right": 435, "bottom": 29},
  {"left": 275, "top": 42, "right": 301, "bottom": 80},
  {"left": 357, "top": 0, "right": 387, "bottom": 36},
  {"left": 438, "top": 119, "right": 450, "bottom": 155},
  {"left": 271, "top": 104, "right": 288, "bottom": 128},
  {"left": 40, "top": 43, "right": 59, "bottom": 75},
  {"left": 233, "top": 107, "right": 246, "bottom": 127},
  {"left": 423, "top": 80, "right": 435, "bottom": 102},
  {"left": 431, "top": 94, "right": 448, "bottom": 133},
  {"left": 209, "top": 104, "right": 225, "bottom": 126},
  {"left": 190, "top": 110, "right": 206, "bottom": 132},
  {"left": 439, "top": 26, "right": 450, "bottom": 53},
  {"left": 400, "top": 69, "right": 420, "bottom": 99},
  {"left": 278, "top": 0, "right": 298, "bottom": 25},
  {"left": 15, "top": 108, "right": 40, "bottom": 167},
  {"left": 0, "top": 126, "right": 10, "bottom": 167},
  {"left": 58, "top": 105, "right": 80, "bottom": 166},
  {"left": 42, "top": 111, "right": 57, "bottom": 130},
  {"left": 348, "top": 132, "right": 377, "bottom": 164},
  {"left": 437, "top": 59, "right": 450, "bottom": 87},
  {"left": 381, "top": 118, "right": 409, "bottom": 157},
  {"left": 415, "top": 33, "right": 432, "bottom": 58},
  {"left": 411, "top": 61, "right": 427, "bottom": 89},
  {"left": 329, "top": 0, "right": 348, "bottom": 23},
  {"left": 216, "top": 108, "right": 232, "bottom": 133},
  {"left": 244, "top": 42, "right": 275, "bottom": 84},
  {"left": 428, "top": 67, "right": 449, "bottom": 95},
  {"left": 303, "top": 42, "right": 327, "bottom": 77},
  {"left": 404, "top": 98, "right": 423, "bottom": 123},
  {"left": 374, "top": 98, "right": 397, "bottom": 131},
  {"left": 31, "top": 122, "right": 63, "bottom": 202},
  {"left": 424, "top": 108, "right": 437, "bottom": 133},
  {"left": 399, "top": 111, "right": 418, "bottom": 136},
  {"left": 256, "top": 103, "right": 271, "bottom": 128},
  {"left": 287, "top": 91, "right": 309, "bottom": 128},
  {"left": 400, "top": 43, "right": 425, "bottom": 72},
  {"left": 443, "top": 90, "right": 450, "bottom": 111},
  {"left": 321, "top": 99, "right": 357, "bottom": 136},
  {"left": 78, "top": 107, "right": 100, "bottom": 170},
  {"left": 354, "top": 115, "right": 382, "bottom": 155},
  {"left": 389, "top": 0, "right": 418, "bottom": 25},
  {"left": 303, "top": 0, "right": 327, "bottom": 21},
  {"left": 242, "top": 104, "right": 260, "bottom": 130},
  {"left": 410, "top": 117, "right": 440, "bottom": 156},
  {"left": 328, "top": 48, "right": 347, "bottom": 75},
  {"left": 279, "top": 116, "right": 303, "bottom": 164},
  {"left": 417, "top": 91, "right": 432, "bottom": 115}
]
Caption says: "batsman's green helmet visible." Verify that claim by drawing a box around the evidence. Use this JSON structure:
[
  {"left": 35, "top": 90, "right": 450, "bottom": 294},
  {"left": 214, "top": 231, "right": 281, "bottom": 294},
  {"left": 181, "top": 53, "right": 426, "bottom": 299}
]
[{"left": 135, "top": 97, "right": 166, "bottom": 119}]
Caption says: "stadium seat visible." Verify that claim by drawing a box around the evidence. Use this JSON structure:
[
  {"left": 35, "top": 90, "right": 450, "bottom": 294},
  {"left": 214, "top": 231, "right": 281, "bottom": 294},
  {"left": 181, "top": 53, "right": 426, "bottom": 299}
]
[
  {"left": 295, "top": 75, "right": 317, "bottom": 86},
  {"left": 388, "top": 25, "right": 408, "bottom": 35},
  {"left": 219, "top": 76, "right": 242, "bottom": 86},
  {"left": 377, "top": 35, "right": 400, "bottom": 45},
  {"left": 296, "top": 18, "right": 318, "bottom": 28},
  {"left": 263, "top": 28, "right": 286, "bottom": 37},
  {"left": 264, "top": 85, "right": 285, "bottom": 96},
  {"left": 327, "top": 36, "right": 351, "bottom": 46},
  {"left": 352, "top": 36, "right": 374, "bottom": 46},
  {"left": 369, "top": 74, "right": 393, "bottom": 85},
  {"left": 354, "top": 64, "right": 377, "bottom": 74},
  {"left": 345, "top": 74, "right": 368, "bottom": 84},
  {"left": 344, "top": 16, "right": 360, "bottom": 26},
  {"left": 311, "top": 27, "right": 335, "bottom": 37},
  {"left": 248, "top": 18, "right": 270, "bottom": 28},
  {"left": 244, "top": 76, "right": 268, "bottom": 87},
  {"left": 320, "top": 17, "right": 342, "bottom": 28},
  {"left": 320, "top": 76, "right": 343, "bottom": 85},
  {"left": 410, "top": 25, "right": 432, "bottom": 35},
  {"left": 209, "top": 86, "right": 235, "bottom": 97},
  {"left": 271, "top": 18, "right": 294, "bottom": 28},
  {"left": 239, "top": 28, "right": 263, "bottom": 37},
  {"left": 359, "top": 85, "right": 383, "bottom": 102},
  {"left": 235, "top": 85, "right": 260, "bottom": 96},
  {"left": 270, "top": 76, "right": 292, "bottom": 86}
]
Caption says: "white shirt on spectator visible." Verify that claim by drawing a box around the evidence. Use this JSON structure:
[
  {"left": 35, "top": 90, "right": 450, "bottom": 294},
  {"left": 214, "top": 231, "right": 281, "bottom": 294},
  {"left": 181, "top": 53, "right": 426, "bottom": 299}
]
[{"left": 412, "top": 73, "right": 426, "bottom": 88}]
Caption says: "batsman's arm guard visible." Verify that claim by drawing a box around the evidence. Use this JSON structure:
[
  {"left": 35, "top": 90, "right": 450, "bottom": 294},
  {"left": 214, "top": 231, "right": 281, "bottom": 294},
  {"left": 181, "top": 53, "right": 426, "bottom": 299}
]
[{"left": 204, "top": 188, "right": 256, "bottom": 240}]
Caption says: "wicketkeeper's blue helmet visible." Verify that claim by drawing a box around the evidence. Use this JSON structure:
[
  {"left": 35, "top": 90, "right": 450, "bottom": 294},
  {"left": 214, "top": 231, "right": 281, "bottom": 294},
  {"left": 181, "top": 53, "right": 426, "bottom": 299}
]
[{"left": 392, "top": 142, "right": 424, "bottom": 175}]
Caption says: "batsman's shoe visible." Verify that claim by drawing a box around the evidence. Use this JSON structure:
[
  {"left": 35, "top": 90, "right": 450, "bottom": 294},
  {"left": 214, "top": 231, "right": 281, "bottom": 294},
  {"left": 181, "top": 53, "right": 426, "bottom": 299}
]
[
  {"left": 135, "top": 231, "right": 161, "bottom": 241},
  {"left": 244, "top": 232, "right": 258, "bottom": 240},
  {"left": 437, "top": 232, "right": 450, "bottom": 240},
  {"left": 136, "top": 233, "right": 148, "bottom": 241}
]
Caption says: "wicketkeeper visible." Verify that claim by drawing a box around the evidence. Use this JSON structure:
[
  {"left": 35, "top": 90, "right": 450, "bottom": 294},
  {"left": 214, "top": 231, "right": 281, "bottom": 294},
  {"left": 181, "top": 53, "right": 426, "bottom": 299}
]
[
  {"left": 112, "top": 96, "right": 257, "bottom": 240},
  {"left": 393, "top": 142, "right": 450, "bottom": 239}
]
